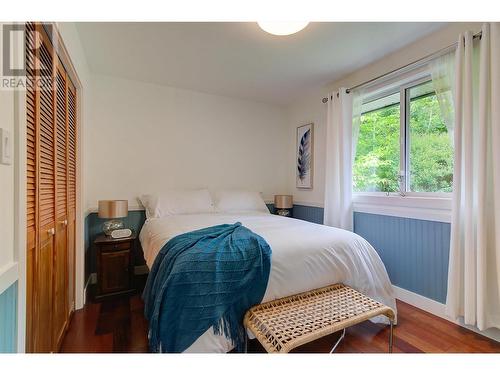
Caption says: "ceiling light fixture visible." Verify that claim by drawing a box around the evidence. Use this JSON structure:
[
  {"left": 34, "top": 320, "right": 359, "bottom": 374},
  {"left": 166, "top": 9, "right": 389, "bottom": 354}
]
[{"left": 257, "top": 22, "right": 309, "bottom": 36}]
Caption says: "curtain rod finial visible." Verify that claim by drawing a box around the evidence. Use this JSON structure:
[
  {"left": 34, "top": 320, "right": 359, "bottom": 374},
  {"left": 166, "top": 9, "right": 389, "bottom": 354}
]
[{"left": 322, "top": 97, "right": 328, "bottom": 103}]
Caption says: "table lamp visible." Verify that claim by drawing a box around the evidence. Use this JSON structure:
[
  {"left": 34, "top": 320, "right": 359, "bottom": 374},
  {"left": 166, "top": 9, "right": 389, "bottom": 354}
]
[
  {"left": 274, "top": 195, "right": 293, "bottom": 217},
  {"left": 98, "top": 200, "right": 128, "bottom": 236}
]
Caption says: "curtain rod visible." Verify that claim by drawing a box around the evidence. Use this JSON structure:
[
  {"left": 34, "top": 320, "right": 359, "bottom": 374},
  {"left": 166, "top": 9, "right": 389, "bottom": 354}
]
[{"left": 322, "top": 31, "right": 482, "bottom": 103}]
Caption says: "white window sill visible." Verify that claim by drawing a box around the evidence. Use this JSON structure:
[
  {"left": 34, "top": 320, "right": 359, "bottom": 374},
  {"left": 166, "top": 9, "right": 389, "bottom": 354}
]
[{"left": 353, "top": 193, "right": 451, "bottom": 223}]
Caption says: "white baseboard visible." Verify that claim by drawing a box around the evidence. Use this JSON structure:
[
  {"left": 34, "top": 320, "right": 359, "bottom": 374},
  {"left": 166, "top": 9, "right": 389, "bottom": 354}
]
[
  {"left": 82, "top": 274, "right": 92, "bottom": 307},
  {"left": 393, "top": 285, "right": 500, "bottom": 343},
  {"left": 393, "top": 285, "right": 447, "bottom": 317}
]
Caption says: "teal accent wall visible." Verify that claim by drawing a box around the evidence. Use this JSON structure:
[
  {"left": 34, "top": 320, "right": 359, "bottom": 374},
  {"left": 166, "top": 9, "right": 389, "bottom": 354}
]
[
  {"left": 292, "top": 205, "right": 324, "bottom": 224},
  {"left": 0, "top": 282, "right": 18, "bottom": 353},
  {"left": 354, "top": 212, "right": 450, "bottom": 303}
]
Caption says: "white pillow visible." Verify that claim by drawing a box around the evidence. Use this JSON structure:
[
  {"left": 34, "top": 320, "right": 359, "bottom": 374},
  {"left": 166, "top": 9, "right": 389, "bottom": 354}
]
[
  {"left": 139, "top": 194, "right": 160, "bottom": 219},
  {"left": 212, "top": 190, "right": 269, "bottom": 213},
  {"left": 139, "top": 189, "right": 215, "bottom": 218}
]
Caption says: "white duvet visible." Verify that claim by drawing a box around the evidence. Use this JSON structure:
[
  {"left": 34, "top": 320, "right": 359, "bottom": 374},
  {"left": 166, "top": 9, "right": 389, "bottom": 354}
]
[{"left": 139, "top": 211, "right": 396, "bottom": 353}]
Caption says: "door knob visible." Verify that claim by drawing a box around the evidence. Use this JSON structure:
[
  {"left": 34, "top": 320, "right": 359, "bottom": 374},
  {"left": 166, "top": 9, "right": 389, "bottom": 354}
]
[
  {"left": 63, "top": 219, "right": 68, "bottom": 226},
  {"left": 48, "top": 228, "right": 55, "bottom": 236}
]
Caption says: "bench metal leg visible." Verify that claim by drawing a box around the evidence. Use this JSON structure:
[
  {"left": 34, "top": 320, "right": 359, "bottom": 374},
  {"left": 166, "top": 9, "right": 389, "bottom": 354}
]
[
  {"left": 389, "top": 321, "right": 394, "bottom": 353},
  {"left": 329, "top": 328, "right": 346, "bottom": 353}
]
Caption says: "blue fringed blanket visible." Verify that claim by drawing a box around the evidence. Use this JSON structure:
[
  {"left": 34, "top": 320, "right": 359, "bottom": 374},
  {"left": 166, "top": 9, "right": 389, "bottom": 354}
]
[{"left": 142, "top": 222, "right": 272, "bottom": 353}]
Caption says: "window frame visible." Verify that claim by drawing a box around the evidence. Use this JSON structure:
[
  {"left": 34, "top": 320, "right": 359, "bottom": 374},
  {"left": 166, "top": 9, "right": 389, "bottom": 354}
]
[{"left": 352, "top": 72, "right": 452, "bottom": 221}]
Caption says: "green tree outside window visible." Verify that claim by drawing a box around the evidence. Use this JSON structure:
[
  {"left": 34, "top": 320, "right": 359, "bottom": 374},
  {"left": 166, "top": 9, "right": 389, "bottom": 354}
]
[{"left": 353, "top": 87, "right": 453, "bottom": 194}]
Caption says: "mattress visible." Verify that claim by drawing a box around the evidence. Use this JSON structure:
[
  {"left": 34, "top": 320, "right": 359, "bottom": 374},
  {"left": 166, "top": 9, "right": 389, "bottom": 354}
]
[{"left": 139, "top": 211, "right": 396, "bottom": 352}]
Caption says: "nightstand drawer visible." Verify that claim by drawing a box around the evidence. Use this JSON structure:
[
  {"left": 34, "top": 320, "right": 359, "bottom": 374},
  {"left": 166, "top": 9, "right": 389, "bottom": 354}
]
[
  {"left": 101, "top": 242, "right": 131, "bottom": 252},
  {"left": 99, "top": 250, "right": 131, "bottom": 294}
]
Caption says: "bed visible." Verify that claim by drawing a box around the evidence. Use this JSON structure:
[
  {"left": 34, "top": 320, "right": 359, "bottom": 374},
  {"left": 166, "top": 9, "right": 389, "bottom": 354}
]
[{"left": 139, "top": 210, "right": 396, "bottom": 353}]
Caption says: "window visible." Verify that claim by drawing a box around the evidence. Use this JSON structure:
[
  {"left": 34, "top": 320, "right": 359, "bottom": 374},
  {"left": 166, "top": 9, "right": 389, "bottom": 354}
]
[
  {"left": 408, "top": 81, "right": 453, "bottom": 193},
  {"left": 353, "top": 92, "right": 400, "bottom": 193},
  {"left": 353, "top": 77, "right": 453, "bottom": 196}
]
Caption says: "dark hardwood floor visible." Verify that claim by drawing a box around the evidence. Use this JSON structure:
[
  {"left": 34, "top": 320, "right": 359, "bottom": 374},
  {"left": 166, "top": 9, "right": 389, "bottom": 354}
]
[{"left": 61, "top": 293, "right": 500, "bottom": 353}]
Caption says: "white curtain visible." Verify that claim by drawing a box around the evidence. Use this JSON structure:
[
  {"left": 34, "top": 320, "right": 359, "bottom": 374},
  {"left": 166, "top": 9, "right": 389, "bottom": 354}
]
[
  {"left": 430, "top": 51, "right": 455, "bottom": 139},
  {"left": 323, "top": 88, "right": 363, "bottom": 230},
  {"left": 444, "top": 23, "right": 500, "bottom": 331}
]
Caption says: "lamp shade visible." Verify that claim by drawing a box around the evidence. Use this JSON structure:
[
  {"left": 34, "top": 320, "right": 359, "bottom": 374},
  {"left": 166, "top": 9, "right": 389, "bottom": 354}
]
[
  {"left": 98, "top": 200, "right": 128, "bottom": 219},
  {"left": 274, "top": 195, "right": 293, "bottom": 209}
]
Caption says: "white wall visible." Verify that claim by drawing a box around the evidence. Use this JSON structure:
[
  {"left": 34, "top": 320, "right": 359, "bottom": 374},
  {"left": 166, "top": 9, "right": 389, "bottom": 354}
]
[
  {"left": 286, "top": 22, "right": 483, "bottom": 207},
  {"left": 0, "top": 31, "right": 16, "bottom": 290},
  {"left": 287, "top": 86, "right": 327, "bottom": 207},
  {"left": 86, "top": 74, "right": 289, "bottom": 210}
]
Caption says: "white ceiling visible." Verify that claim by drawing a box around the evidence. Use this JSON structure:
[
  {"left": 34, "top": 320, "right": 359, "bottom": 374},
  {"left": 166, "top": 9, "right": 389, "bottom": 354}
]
[{"left": 75, "top": 22, "right": 446, "bottom": 105}]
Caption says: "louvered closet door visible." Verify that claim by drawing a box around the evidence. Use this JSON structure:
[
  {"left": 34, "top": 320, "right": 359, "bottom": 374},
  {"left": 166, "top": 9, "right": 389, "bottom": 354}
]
[
  {"left": 25, "top": 22, "right": 37, "bottom": 354},
  {"left": 53, "top": 57, "right": 69, "bottom": 350},
  {"left": 26, "top": 22, "right": 78, "bottom": 353},
  {"left": 67, "top": 79, "right": 77, "bottom": 314},
  {"left": 35, "top": 23, "right": 56, "bottom": 353}
]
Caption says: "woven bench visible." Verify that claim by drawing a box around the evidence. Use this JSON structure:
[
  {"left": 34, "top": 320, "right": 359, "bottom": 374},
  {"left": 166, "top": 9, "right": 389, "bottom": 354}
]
[{"left": 243, "top": 284, "right": 395, "bottom": 353}]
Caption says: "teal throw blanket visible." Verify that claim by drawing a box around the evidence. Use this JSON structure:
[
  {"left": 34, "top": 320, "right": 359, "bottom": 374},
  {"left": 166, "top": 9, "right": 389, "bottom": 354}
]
[{"left": 142, "top": 222, "right": 272, "bottom": 353}]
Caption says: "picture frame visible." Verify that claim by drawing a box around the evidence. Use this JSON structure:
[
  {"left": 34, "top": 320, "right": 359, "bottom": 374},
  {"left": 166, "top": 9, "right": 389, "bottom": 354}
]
[{"left": 296, "top": 123, "right": 314, "bottom": 189}]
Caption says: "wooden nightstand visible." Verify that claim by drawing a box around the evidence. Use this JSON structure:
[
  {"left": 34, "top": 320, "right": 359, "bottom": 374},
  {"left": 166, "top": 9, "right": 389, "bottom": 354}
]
[{"left": 94, "top": 232, "right": 136, "bottom": 301}]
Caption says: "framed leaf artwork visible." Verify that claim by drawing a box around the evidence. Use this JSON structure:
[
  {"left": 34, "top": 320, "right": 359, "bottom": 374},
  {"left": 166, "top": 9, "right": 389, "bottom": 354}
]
[{"left": 296, "top": 123, "right": 313, "bottom": 189}]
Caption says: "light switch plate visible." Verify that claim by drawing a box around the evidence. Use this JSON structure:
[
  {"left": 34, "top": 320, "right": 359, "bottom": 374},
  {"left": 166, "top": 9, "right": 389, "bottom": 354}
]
[{"left": 0, "top": 128, "right": 12, "bottom": 165}]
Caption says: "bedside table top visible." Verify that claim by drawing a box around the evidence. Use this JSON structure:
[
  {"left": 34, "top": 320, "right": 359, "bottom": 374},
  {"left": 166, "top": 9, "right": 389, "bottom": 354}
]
[{"left": 94, "top": 231, "right": 137, "bottom": 244}]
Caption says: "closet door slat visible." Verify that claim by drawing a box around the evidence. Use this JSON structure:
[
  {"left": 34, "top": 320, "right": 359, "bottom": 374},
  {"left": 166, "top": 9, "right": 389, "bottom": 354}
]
[
  {"left": 38, "top": 39, "right": 55, "bottom": 230},
  {"left": 67, "top": 82, "right": 77, "bottom": 212},
  {"left": 25, "top": 21, "right": 37, "bottom": 354},
  {"left": 55, "top": 64, "right": 67, "bottom": 220}
]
